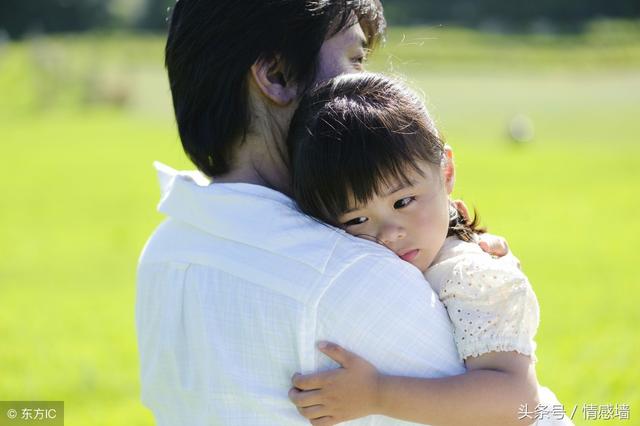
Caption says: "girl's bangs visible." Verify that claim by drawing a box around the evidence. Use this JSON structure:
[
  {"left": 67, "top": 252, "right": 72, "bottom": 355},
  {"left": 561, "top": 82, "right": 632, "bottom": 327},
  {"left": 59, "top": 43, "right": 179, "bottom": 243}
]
[{"left": 318, "top": 128, "right": 442, "bottom": 222}]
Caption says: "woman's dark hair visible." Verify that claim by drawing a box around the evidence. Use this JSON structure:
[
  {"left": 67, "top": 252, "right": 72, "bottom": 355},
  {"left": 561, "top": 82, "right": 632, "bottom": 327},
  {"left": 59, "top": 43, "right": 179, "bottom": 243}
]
[
  {"left": 165, "top": 0, "right": 385, "bottom": 177},
  {"left": 287, "top": 72, "right": 484, "bottom": 242}
]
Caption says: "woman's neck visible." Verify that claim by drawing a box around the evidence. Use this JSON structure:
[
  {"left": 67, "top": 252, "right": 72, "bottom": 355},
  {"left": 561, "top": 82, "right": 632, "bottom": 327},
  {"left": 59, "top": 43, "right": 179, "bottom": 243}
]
[{"left": 214, "top": 133, "right": 291, "bottom": 195}]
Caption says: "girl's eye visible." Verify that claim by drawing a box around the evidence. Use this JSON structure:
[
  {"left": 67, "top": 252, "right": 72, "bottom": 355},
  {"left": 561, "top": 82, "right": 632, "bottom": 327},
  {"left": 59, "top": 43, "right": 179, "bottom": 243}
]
[
  {"left": 342, "top": 216, "right": 368, "bottom": 227},
  {"left": 394, "top": 196, "right": 416, "bottom": 209}
]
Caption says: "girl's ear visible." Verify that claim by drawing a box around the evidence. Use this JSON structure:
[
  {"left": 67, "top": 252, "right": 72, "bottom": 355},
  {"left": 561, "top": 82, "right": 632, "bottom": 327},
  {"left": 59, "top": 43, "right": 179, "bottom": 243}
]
[
  {"left": 250, "top": 55, "right": 299, "bottom": 106},
  {"left": 443, "top": 145, "right": 455, "bottom": 195}
]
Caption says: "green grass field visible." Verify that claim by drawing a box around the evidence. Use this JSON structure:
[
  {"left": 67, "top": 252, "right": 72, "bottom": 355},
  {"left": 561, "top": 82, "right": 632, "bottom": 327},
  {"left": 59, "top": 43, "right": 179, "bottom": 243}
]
[{"left": 1, "top": 23, "right": 639, "bottom": 425}]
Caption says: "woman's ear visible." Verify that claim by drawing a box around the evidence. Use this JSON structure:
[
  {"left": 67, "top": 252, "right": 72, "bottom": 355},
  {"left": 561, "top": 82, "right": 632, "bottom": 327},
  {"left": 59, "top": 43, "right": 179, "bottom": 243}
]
[
  {"left": 250, "top": 56, "right": 298, "bottom": 106},
  {"left": 443, "top": 145, "right": 456, "bottom": 195}
]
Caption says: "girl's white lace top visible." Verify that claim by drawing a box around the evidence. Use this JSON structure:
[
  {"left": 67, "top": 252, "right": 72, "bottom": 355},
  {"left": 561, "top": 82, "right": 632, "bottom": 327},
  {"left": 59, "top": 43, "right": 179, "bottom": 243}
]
[{"left": 424, "top": 237, "right": 540, "bottom": 362}]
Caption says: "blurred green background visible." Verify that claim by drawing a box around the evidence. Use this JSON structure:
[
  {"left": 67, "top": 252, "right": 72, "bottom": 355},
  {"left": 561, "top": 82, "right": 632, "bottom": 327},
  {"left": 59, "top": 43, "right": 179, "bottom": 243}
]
[{"left": 1, "top": 1, "right": 639, "bottom": 425}]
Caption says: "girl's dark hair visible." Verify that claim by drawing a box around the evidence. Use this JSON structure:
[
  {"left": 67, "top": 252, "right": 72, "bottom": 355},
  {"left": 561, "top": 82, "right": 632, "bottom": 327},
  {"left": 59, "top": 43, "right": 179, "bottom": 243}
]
[
  {"left": 287, "top": 72, "right": 484, "bottom": 241},
  {"left": 165, "top": 0, "right": 385, "bottom": 177},
  {"left": 448, "top": 204, "right": 486, "bottom": 242}
]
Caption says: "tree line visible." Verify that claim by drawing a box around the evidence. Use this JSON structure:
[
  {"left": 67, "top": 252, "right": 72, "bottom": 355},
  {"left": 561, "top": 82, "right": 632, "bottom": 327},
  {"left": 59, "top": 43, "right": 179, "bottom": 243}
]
[
  {"left": 384, "top": 0, "right": 640, "bottom": 29},
  {"left": 1, "top": 0, "right": 639, "bottom": 39}
]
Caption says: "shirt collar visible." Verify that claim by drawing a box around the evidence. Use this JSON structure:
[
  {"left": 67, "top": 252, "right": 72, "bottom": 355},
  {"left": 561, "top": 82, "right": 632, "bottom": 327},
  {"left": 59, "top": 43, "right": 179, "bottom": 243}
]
[{"left": 153, "top": 162, "right": 337, "bottom": 264}]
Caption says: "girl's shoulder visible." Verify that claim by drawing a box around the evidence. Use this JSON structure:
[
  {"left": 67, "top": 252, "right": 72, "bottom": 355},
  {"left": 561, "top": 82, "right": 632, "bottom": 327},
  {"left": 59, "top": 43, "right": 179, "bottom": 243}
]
[
  {"left": 426, "top": 237, "right": 527, "bottom": 291},
  {"left": 430, "top": 236, "right": 490, "bottom": 267}
]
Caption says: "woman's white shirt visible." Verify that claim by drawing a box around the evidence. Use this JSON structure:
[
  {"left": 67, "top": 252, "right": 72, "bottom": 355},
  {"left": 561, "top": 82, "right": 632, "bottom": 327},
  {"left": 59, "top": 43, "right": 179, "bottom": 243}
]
[{"left": 136, "top": 163, "right": 465, "bottom": 426}]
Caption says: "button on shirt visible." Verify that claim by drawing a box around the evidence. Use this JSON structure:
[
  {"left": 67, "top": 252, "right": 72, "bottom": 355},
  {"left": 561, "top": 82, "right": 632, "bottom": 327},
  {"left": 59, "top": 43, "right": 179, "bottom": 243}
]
[{"left": 136, "top": 163, "right": 465, "bottom": 426}]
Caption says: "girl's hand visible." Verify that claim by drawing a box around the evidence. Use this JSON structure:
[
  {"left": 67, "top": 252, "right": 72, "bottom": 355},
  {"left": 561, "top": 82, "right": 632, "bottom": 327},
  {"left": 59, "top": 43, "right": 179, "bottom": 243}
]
[
  {"left": 477, "top": 233, "right": 509, "bottom": 258},
  {"left": 289, "top": 341, "right": 381, "bottom": 425}
]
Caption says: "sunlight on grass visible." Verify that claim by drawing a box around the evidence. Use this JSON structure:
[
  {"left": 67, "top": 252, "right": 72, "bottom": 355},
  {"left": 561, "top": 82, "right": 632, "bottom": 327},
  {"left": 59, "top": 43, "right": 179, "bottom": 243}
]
[{"left": 1, "top": 23, "right": 639, "bottom": 425}]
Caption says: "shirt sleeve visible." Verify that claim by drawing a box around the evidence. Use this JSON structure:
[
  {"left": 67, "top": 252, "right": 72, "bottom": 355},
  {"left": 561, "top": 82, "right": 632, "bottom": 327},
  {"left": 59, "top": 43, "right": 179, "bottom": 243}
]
[
  {"left": 315, "top": 253, "right": 466, "bottom": 379},
  {"left": 440, "top": 254, "right": 540, "bottom": 362}
]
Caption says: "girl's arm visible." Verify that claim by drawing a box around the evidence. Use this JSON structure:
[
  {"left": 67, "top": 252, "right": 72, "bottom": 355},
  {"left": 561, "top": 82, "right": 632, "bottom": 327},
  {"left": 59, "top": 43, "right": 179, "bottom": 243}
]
[{"left": 289, "top": 342, "right": 539, "bottom": 426}]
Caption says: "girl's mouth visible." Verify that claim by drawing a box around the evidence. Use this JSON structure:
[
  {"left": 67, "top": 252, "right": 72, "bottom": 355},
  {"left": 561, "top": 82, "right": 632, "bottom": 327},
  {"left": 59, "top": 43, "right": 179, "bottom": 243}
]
[{"left": 399, "top": 249, "right": 419, "bottom": 262}]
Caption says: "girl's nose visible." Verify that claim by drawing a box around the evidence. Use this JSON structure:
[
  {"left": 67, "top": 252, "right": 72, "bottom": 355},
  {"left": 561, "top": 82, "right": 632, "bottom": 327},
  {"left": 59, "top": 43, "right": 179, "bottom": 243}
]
[{"left": 378, "top": 222, "right": 406, "bottom": 246}]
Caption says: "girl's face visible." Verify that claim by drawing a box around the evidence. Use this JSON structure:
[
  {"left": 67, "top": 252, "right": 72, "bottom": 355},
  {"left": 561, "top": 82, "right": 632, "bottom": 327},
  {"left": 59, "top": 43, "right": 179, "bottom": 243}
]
[{"left": 337, "top": 151, "right": 455, "bottom": 272}]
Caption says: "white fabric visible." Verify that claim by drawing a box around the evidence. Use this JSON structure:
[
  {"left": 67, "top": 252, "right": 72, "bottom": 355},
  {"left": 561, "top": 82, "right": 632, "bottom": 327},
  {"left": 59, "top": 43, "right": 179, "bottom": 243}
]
[
  {"left": 136, "top": 163, "right": 465, "bottom": 426},
  {"left": 425, "top": 237, "right": 540, "bottom": 362},
  {"left": 425, "top": 238, "right": 573, "bottom": 426}
]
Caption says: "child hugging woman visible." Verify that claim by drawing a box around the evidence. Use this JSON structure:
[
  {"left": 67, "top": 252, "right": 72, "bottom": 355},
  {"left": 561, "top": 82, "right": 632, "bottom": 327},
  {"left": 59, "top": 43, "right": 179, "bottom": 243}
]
[{"left": 286, "top": 73, "right": 573, "bottom": 426}]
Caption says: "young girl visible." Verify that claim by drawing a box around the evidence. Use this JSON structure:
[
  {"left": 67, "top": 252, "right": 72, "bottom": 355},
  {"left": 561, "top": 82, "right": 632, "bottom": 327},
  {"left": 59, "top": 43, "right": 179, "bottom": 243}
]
[{"left": 286, "top": 73, "right": 572, "bottom": 426}]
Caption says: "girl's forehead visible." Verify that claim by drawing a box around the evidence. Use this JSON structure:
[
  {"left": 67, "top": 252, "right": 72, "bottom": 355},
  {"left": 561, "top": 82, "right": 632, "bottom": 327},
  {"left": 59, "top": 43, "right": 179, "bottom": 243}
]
[
  {"left": 378, "top": 162, "right": 441, "bottom": 191},
  {"left": 345, "top": 162, "right": 442, "bottom": 211}
]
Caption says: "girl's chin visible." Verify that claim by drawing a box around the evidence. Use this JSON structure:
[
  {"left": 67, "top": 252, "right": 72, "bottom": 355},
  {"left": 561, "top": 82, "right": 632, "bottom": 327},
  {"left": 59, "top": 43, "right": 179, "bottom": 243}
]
[{"left": 415, "top": 252, "right": 437, "bottom": 273}]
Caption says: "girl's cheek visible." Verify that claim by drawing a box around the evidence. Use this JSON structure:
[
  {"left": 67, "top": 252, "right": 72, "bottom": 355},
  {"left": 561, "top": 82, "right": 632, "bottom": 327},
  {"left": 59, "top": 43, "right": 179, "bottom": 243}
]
[{"left": 416, "top": 208, "right": 434, "bottom": 226}]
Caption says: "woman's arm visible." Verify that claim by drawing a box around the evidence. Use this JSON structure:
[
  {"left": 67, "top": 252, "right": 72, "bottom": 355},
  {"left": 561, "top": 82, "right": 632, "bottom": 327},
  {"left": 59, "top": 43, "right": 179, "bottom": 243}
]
[{"left": 289, "top": 342, "right": 539, "bottom": 426}]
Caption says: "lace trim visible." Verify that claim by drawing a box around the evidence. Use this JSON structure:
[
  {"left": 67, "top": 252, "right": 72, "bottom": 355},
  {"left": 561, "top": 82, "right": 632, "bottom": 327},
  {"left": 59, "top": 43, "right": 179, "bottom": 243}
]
[{"left": 458, "top": 337, "right": 538, "bottom": 363}]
